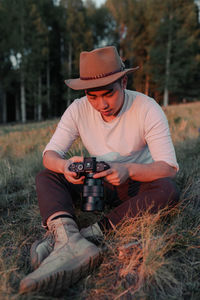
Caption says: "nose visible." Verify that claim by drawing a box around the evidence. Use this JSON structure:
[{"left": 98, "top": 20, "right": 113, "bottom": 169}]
[{"left": 98, "top": 97, "right": 109, "bottom": 110}]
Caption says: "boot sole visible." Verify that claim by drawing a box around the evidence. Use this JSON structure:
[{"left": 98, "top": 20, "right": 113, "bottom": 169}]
[{"left": 20, "top": 248, "right": 101, "bottom": 295}]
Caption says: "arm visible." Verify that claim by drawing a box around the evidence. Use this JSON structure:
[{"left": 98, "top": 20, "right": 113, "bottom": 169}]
[
  {"left": 43, "top": 150, "right": 85, "bottom": 184},
  {"left": 127, "top": 161, "right": 177, "bottom": 181},
  {"left": 93, "top": 160, "right": 177, "bottom": 186},
  {"left": 43, "top": 150, "right": 68, "bottom": 174}
]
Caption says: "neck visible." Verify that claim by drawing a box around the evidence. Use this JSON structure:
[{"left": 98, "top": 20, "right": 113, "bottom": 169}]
[{"left": 101, "top": 114, "right": 116, "bottom": 122}]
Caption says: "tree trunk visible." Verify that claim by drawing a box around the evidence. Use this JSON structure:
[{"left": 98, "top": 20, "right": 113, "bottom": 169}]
[
  {"left": 46, "top": 59, "right": 51, "bottom": 117},
  {"left": 163, "top": 86, "right": 169, "bottom": 107},
  {"left": 2, "top": 92, "right": 7, "bottom": 123},
  {"left": 145, "top": 74, "right": 150, "bottom": 95},
  {"left": 37, "top": 74, "right": 42, "bottom": 121},
  {"left": 34, "top": 91, "right": 37, "bottom": 120},
  {"left": 20, "top": 68, "right": 26, "bottom": 123},
  {"left": 20, "top": 1, "right": 26, "bottom": 122},
  {"left": 163, "top": 13, "right": 172, "bottom": 107},
  {"left": 15, "top": 96, "right": 20, "bottom": 122},
  {"left": 67, "top": 41, "right": 72, "bottom": 107}
]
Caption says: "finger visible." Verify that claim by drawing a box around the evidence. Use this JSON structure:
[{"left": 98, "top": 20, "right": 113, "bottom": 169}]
[
  {"left": 67, "top": 171, "right": 85, "bottom": 181},
  {"left": 73, "top": 175, "right": 85, "bottom": 183},
  {"left": 93, "top": 169, "right": 113, "bottom": 178},
  {"left": 70, "top": 156, "right": 84, "bottom": 163},
  {"left": 104, "top": 177, "right": 121, "bottom": 185},
  {"left": 72, "top": 179, "right": 85, "bottom": 184},
  {"left": 67, "top": 171, "right": 78, "bottom": 177},
  {"left": 66, "top": 175, "right": 85, "bottom": 184}
]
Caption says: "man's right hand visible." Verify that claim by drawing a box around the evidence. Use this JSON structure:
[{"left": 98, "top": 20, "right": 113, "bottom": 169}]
[
  {"left": 63, "top": 156, "right": 85, "bottom": 184},
  {"left": 43, "top": 151, "right": 85, "bottom": 184}
]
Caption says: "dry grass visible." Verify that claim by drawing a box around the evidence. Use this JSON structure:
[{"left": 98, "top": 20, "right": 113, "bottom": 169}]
[
  {"left": 0, "top": 120, "right": 57, "bottom": 159},
  {"left": 0, "top": 102, "right": 200, "bottom": 299},
  {"left": 84, "top": 200, "right": 200, "bottom": 300},
  {"left": 164, "top": 101, "right": 200, "bottom": 142}
]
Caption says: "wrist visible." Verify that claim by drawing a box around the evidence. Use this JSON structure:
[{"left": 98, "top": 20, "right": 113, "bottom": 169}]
[
  {"left": 127, "top": 163, "right": 137, "bottom": 179},
  {"left": 62, "top": 159, "right": 70, "bottom": 174}
]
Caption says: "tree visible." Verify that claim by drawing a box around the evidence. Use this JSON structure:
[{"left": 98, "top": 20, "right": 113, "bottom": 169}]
[
  {"left": 106, "top": 0, "right": 200, "bottom": 104},
  {"left": 106, "top": 0, "right": 153, "bottom": 92},
  {"left": 85, "top": 0, "right": 118, "bottom": 48},
  {"left": 26, "top": 2, "right": 49, "bottom": 121},
  {"left": 0, "top": 0, "right": 35, "bottom": 122},
  {"left": 60, "top": 0, "right": 93, "bottom": 107},
  {"left": 0, "top": 0, "right": 66, "bottom": 122},
  {"left": 0, "top": 1, "right": 13, "bottom": 123},
  {"left": 35, "top": 0, "right": 65, "bottom": 118},
  {"left": 150, "top": 0, "right": 200, "bottom": 105}
]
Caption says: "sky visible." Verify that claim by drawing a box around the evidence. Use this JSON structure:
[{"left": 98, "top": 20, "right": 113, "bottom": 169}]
[
  {"left": 93, "top": 0, "right": 106, "bottom": 6},
  {"left": 55, "top": 0, "right": 106, "bottom": 7},
  {"left": 83, "top": 0, "right": 106, "bottom": 7}
]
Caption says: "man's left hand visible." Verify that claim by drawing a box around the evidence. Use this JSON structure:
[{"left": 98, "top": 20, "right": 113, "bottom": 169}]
[{"left": 93, "top": 163, "right": 129, "bottom": 186}]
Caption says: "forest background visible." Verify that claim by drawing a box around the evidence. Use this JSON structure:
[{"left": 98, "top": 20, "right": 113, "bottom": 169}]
[
  {"left": 0, "top": 0, "right": 200, "bottom": 299},
  {"left": 0, "top": 0, "right": 200, "bottom": 124}
]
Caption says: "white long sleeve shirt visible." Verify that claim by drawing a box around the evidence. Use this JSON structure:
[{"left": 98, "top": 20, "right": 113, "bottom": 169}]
[{"left": 44, "top": 89, "right": 179, "bottom": 171}]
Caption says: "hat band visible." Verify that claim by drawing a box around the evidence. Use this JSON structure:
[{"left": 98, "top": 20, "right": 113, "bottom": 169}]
[{"left": 80, "top": 67, "right": 124, "bottom": 80}]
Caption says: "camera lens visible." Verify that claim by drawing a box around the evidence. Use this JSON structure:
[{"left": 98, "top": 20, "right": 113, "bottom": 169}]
[{"left": 81, "top": 173, "right": 104, "bottom": 211}]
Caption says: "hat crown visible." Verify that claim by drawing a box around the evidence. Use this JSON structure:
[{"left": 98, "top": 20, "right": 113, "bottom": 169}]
[
  {"left": 80, "top": 46, "right": 124, "bottom": 80},
  {"left": 64, "top": 45, "right": 139, "bottom": 90}
]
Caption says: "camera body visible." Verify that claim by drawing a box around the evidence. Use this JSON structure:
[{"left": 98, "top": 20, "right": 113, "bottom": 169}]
[{"left": 69, "top": 157, "right": 110, "bottom": 212}]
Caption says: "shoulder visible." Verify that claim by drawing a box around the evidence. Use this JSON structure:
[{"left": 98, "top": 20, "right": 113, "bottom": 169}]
[
  {"left": 61, "top": 95, "right": 90, "bottom": 118},
  {"left": 68, "top": 95, "right": 89, "bottom": 111},
  {"left": 125, "top": 90, "right": 163, "bottom": 115},
  {"left": 126, "top": 90, "right": 157, "bottom": 105}
]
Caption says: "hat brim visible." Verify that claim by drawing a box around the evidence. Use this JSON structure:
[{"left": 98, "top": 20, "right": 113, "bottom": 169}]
[{"left": 64, "top": 67, "right": 139, "bottom": 90}]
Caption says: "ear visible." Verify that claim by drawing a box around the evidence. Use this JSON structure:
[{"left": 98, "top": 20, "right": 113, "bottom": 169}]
[{"left": 121, "top": 75, "right": 128, "bottom": 89}]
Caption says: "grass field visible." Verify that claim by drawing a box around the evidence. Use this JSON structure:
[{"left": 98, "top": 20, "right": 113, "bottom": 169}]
[{"left": 0, "top": 102, "right": 200, "bottom": 300}]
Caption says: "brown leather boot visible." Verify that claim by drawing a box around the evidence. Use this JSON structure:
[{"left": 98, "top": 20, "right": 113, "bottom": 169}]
[{"left": 20, "top": 218, "right": 101, "bottom": 295}]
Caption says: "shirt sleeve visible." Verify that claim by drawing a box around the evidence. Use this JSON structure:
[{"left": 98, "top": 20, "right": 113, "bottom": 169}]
[
  {"left": 144, "top": 100, "right": 179, "bottom": 171},
  {"left": 43, "top": 103, "right": 79, "bottom": 157}
]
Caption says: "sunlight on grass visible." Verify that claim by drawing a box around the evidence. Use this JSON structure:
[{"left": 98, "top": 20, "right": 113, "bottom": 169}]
[{"left": 0, "top": 102, "right": 200, "bottom": 299}]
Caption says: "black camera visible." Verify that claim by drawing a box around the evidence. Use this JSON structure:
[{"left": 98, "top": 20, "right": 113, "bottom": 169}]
[{"left": 69, "top": 157, "right": 110, "bottom": 212}]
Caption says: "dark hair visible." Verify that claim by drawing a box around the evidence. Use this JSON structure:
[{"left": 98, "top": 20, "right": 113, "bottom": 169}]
[{"left": 115, "top": 76, "right": 124, "bottom": 85}]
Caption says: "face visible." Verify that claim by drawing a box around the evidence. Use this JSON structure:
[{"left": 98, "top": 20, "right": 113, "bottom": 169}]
[{"left": 85, "top": 76, "right": 127, "bottom": 122}]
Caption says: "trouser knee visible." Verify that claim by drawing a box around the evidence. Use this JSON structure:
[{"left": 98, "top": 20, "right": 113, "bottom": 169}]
[
  {"left": 153, "top": 177, "right": 180, "bottom": 205},
  {"left": 106, "top": 177, "right": 180, "bottom": 226},
  {"left": 35, "top": 168, "right": 55, "bottom": 188},
  {"left": 35, "top": 168, "right": 79, "bottom": 225}
]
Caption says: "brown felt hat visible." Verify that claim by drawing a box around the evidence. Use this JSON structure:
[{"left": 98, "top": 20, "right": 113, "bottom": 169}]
[{"left": 64, "top": 46, "right": 139, "bottom": 90}]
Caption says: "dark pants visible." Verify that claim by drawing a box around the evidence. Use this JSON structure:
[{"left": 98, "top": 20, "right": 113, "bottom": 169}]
[{"left": 36, "top": 169, "right": 180, "bottom": 226}]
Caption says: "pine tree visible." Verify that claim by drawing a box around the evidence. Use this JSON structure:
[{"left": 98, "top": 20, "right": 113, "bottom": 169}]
[
  {"left": 149, "top": 0, "right": 200, "bottom": 105},
  {"left": 0, "top": 1, "right": 12, "bottom": 123},
  {"left": 85, "top": 0, "right": 115, "bottom": 48},
  {"left": 106, "top": 0, "right": 200, "bottom": 104},
  {"left": 60, "top": 0, "right": 93, "bottom": 107}
]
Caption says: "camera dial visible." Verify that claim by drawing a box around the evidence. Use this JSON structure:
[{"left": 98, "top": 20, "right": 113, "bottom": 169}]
[{"left": 77, "top": 164, "right": 84, "bottom": 171}]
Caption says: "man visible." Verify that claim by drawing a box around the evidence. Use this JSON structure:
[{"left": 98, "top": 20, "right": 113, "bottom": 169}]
[{"left": 19, "top": 46, "right": 179, "bottom": 294}]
